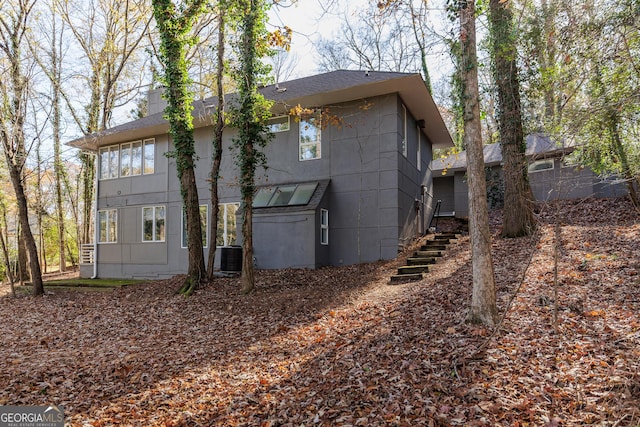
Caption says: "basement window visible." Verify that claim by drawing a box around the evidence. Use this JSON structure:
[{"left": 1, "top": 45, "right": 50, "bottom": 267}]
[{"left": 253, "top": 182, "right": 318, "bottom": 207}]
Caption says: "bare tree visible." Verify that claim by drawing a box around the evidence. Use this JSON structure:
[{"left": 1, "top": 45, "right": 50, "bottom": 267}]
[
  {"left": 57, "top": 0, "right": 152, "bottom": 247},
  {"left": 0, "top": 0, "right": 44, "bottom": 295},
  {"left": 457, "top": 0, "right": 497, "bottom": 326}
]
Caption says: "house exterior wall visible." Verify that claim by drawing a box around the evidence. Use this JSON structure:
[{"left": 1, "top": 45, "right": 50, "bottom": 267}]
[
  {"left": 432, "top": 176, "right": 455, "bottom": 214},
  {"left": 529, "top": 158, "right": 594, "bottom": 201},
  {"left": 431, "top": 157, "right": 629, "bottom": 222},
  {"left": 91, "top": 93, "right": 434, "bottom": 278}
]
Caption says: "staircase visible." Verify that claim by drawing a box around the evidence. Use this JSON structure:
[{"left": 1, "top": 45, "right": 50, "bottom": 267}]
[{"left": 389, "top": 232, "right": 459, "bottom": 284}]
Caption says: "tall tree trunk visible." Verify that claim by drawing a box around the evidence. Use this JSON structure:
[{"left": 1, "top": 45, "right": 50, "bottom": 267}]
[
  {"left": 152, "top": 0, "right": 207, "bottom": 295},
  {"left": 240, "top": 143, "right": 255, "bottom": 295},
  {"left": 489, "top": 0, "right": 535, "bottom": 238},
  {"left": 17, "top": 224, "right": 28, "bottom": 284},
  {"left": 207, "top": 10, "right": 226, "bottom": 281},
  {"left": 0, "top": 0, "right": 43, "bottom": 295},
  {"left": 233, "top": 0, "right": 273, "bottom": 294},
  {"left": 51, "top": 15, "right": 66, "bottom": 272},
  {"left": 459, "top": 0, "right": 498, "bottom": 326},
  {"left": 9, "top": 167, "right": 44, "bottom": 295}
]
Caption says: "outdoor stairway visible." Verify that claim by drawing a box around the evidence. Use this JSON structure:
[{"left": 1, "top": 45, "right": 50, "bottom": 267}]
[{"left": 389, "top": 233, "right": 458, "bottom": 284}]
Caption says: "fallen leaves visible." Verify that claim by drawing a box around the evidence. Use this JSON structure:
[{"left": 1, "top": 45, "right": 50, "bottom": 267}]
[{"left": 0, "top": 197, "right": 639, "bottom": 426}]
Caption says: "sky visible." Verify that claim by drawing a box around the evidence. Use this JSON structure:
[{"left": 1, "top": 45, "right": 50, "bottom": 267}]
[{"left": 266, "top": 0, "right": 455, "bottom": 97}]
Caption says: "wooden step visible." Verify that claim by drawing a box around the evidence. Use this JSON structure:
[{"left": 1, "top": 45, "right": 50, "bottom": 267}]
[
  {"left": 398, "top": 264, "right": 430, "bottom": 274},
  {"left": 415, "top": 250, "right": 442, "bottom": 257},
  {"left": 420, "top": 244, "right": 447, "bottom": 251},
  {"left": 389, "top": 273, "right": 423, "bottom": 284},
  {"left": 407, "top": 257, "right": 436, "bottom": 265}
]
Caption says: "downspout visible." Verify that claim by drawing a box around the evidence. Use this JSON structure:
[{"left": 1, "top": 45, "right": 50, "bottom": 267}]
[{"left": 91, "top": 151, "right": 99, "bottom": 279}]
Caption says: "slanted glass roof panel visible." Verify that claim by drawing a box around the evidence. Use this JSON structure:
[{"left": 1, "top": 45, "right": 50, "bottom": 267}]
[
  {"left": 253, "top": 187, "right": 276, "bottom": 207},
  {"left": 289, "top": 182, "right": 318, "bottom": 205},
  {"left": 269, "top": 185, "right": 297, "bottom": 206},
  {"left": 252, "top": 182, "right": 320, "bottom": 208}
]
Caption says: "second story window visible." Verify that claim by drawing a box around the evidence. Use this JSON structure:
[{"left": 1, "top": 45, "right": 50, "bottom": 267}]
[
  {"left": 99, "top": 138, "right": 155, "bottom": 180},
  {"left": 299, "top": 118, "right": 321, "bottom": 161}
]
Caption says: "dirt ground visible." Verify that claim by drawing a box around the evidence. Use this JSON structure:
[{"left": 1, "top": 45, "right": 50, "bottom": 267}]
[{"left": 0, "top": 197, "right": 639, "bottom": 426}]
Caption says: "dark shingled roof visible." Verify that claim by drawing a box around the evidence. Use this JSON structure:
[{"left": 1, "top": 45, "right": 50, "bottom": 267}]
[
  {"left": 431, "top": 134, "right": 577, "bottom": 173},
  {"left": 67, "top": 70, "right": 453, "bottom": 151}
]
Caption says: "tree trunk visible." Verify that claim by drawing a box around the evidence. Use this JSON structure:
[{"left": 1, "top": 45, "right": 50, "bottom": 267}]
[
  {"left": 0, "top": 205, "right": 16, "bottom": 297},
  {"left": 240, "top": 139, "right": 255, "bottom": 295},
  {"left": 460, "top": 0, "right": 498, "bottom": 326},
  {"left": 207, "top": 10, "right": 226, "bottom": 281},
  {"left": 489, "top": 0, "right": 536, "bottom": 238},
  {"left": 152, "top": 0, "right": 207, "bottom": 295},
  {"left": 9, "top": 167, "right": 44, "bottom": 295}
]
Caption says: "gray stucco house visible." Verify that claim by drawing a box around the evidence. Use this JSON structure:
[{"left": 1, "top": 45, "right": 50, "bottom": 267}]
[
  {"left": 68, "top": 70, "right": 453, "bottom": 279},
  {"left": 431, "top": 133, "right": 627, "bottom": 219}
]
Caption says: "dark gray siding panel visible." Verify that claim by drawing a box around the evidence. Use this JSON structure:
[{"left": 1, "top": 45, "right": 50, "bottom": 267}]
[{"left": 433, "top": 176, "right": 455, "bottom": 214}]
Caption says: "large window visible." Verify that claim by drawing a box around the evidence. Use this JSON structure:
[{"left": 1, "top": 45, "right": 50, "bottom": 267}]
[
  {"left": 217, "top": 203, "right": 239, "bottom": 246},
  {"left": 99, "top": 139, "right": 154, "bottom": 180},
  {"left": 299, "top": 118, "right": 321, "bottom": 161},
  {"left": 99, "top": 145, "right": 119, "bottom": 180},
  {"left": 320, "top": 209, "right": 329, "bottom": 245},
  {"left": 144, "top": 139, "right": 155, "bottom": 174},
  {"left": 142, "top": 206, "right": 165, "bottom": 242},
  {"left": 98, "top": 209, "right": 117, "bottom": 243},
  {"left": 120, "top": 141, "right": 142, "bottom": 177},
  {"left": 268, "top": 115, "right": 290, "bottom": 133},
  {"left": 181, "top": 205, "right": 208, "bottom": 248}
]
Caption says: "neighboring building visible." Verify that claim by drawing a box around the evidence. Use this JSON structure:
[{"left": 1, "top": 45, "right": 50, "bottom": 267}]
[
  {"left": 431, "top": 133, "right": 627, "bottom": 219},
  {"left": 68, "top": 70, "right": 453, "bottom": 279}
]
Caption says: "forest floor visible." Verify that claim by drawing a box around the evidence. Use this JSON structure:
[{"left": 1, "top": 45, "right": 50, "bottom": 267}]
[{"left": 1, "top": 197, "right": 639, "bottom": 426}]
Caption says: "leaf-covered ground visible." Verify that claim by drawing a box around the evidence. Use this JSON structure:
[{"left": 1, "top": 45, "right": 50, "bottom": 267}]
[{"left": 1, "top": 197, "right": 639, "bottom": 426}]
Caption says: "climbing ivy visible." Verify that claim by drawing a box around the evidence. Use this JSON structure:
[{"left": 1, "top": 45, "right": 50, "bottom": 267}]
[
  {"left": 152, "top": 0, "right": 207, "bottom": 294},
  {"left": 227, "top": 0, "right": 274, "bottom": 294}
]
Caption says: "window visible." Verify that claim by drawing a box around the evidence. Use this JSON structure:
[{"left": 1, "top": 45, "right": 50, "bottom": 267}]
[
  {"left": 144, "top": 139, "right": 155, "bottom": 174},
  {"left": 142, "top": 206, "right": 165, "bottom": 242},
  {"left": 417, "top": 126, "right": 422, "bottom": 171},
  {"left": 217, "top": 203, "right": 239, "bottom": 246},
  {"left": 182, "top": 205, "right": 208, "bottom": 248},
  {"left": 98, "top": 209, "right": 117, "bottom": 243},
  {"left": 528, "top": 159, "right": 554, "bottom": 173},
  {"left": 401, "top": 104, "right": 407, "bottom": 157},
  {"left": 253, "top": 182, "right": 318, "bottom": 207},
  {"left": 320, "top": 209, "right": 329, "bottom": 245},
  {"left": 120, "top": 141, "right": 143, "bottom": 177},
  {"left": 99, "top": 139, "right": 154, "bottom": 179},
  {"left": 299, "top": 118, "right": 321, "bottom": 160},
  {"left": 268, "top": 115, "right": 290, "bottom": 133},
  {"left": 99, "top": 145, "right": 119, "bottom": 179}
]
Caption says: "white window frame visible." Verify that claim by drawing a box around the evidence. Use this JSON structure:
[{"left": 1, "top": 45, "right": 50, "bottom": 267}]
[
  {"left": 98, "top": 209, "right": 117, "bottom": 243},
  {"left": 401, "top": 104, "right": 408, "bottom": 157},
  {"left": 417, "top": 126, "right": 422, "bottom": 171},
  {"left": 142, "top": 205, "right": 165, "bottom": 242},
  {"left": 268, "top": 115, "right": 290, "bottom": 133},
  {"left": 181, "top": 204, "right": 208, "bottom": 248},
  {"left": 299, "top": 117, "right": 321, "bottom": 161},
  {"left": 99, "top": 144, "right": 119, "bottom": 180},
  {"left": 320, "top": 209, "right": 329, "bottom": 245},
  {"left": 99, "top": 138, "right": 154, "bottom": 180},
  {"left": 528, "top": 159, "right": 554, "bottom": 173},
  {"left": 217, "top": 203, "right": 240, "bottom": 247},
  {"left": 143, "top": 138, "right": 155, "bottom": 174}
]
